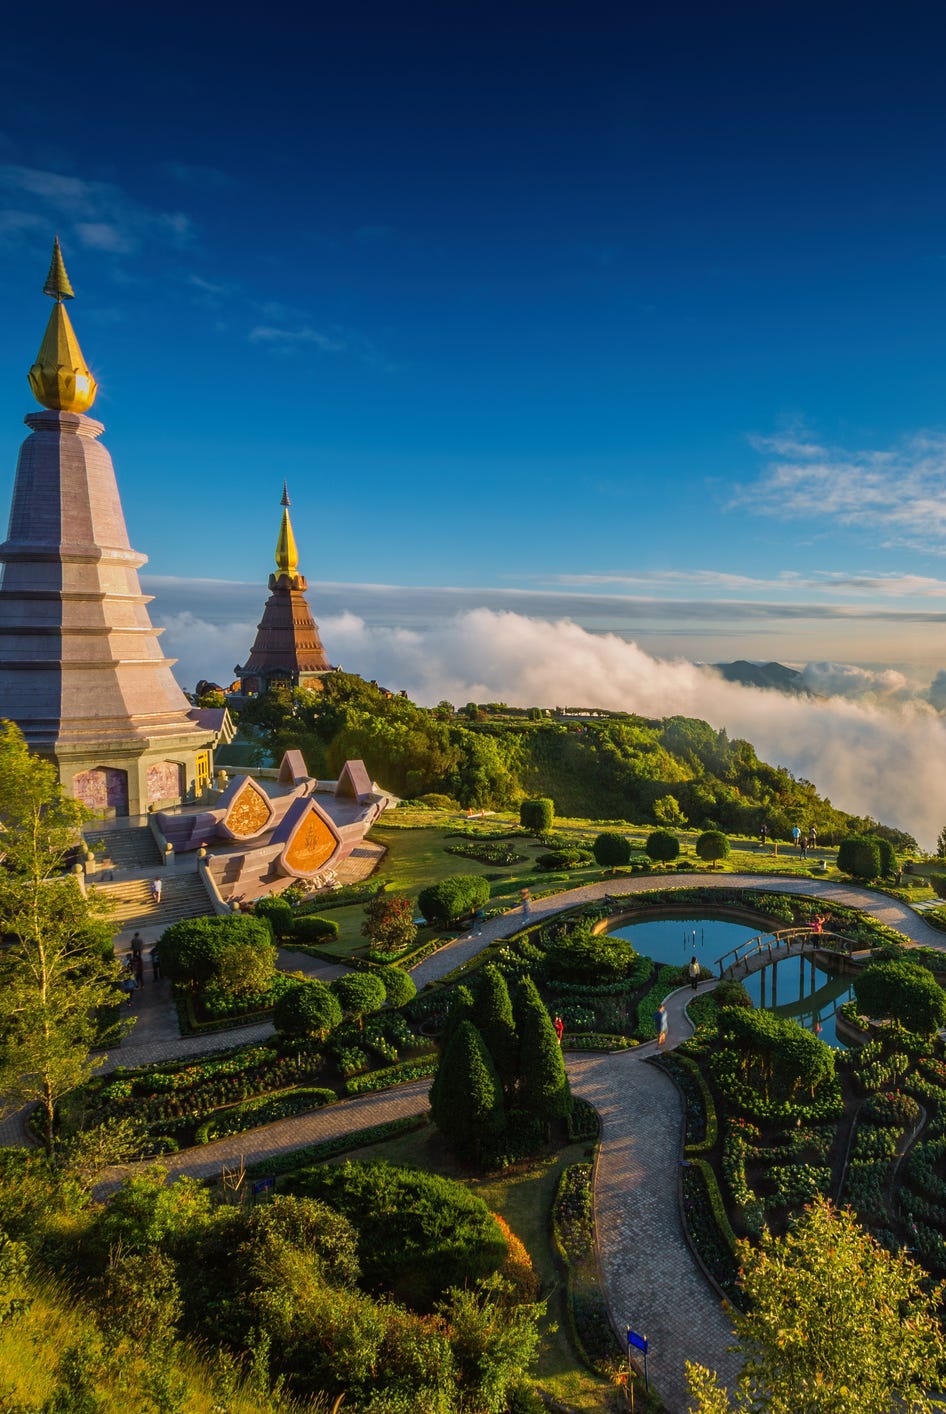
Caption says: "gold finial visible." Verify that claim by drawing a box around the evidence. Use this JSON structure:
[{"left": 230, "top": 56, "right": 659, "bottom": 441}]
[
  {"left": 28, "top": 240, "right": 97, "bottom": 413},
  {"left": 275, "top": 487, "right": 299, "bottom": 578},
  {"left": 43, "top": 237, "right": 74, "bottom": 301}
]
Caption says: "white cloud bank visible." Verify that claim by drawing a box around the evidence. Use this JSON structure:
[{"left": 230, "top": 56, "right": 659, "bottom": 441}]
[{"left": 160, "top": 601, "right": 946, "bottom": 847}]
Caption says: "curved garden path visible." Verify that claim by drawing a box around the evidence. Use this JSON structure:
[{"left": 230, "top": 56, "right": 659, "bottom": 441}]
[{"left": 10, "top": 872, "right": 943, "bottom": 1411}]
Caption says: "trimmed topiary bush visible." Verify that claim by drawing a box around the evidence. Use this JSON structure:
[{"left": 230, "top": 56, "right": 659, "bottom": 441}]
[
  {"left": 544, "top": 924, "right": 641, "bottom": 983},
  {"left": 430, "top": 1020, "right": 506, "bottom": 1163},
  {"left": 592, "top": 832, "right": 632, "bottom": 867},
  {"left": 418, "top": 874, "right": 490, "bottom": 925},
  {"left": 535, "top": 848, "right": 593, "bottom": 871},
  {"left": 696, "top": 830, "right": 730, "bottom": 869},
  {"left": 158, "top": 914, "right": 275, "bottom": 991},
  {"left": 519, "top": 798, "right": 554, "bottom": 833},
  {"left": 273, "top": 979, "right": 342, "bottom": 1038},
  {"left": 332, "top": 971, "right": 387, "bottom": 1025},
  {"left": 377, "top": 967, "right": 417, "bottom": 1009},
  {"left": 290, "top": 915, "right": 339, "bottom": 943},
  {"left": 253, "top": 894, "right": 294, "bottom": 940},
  {"left": 854, "top": 959, "right": 946, "bottom": 1035},
  {"left": 646, "top": 829, "right": 680, "bottom": 863},
  {"left": 838, "top": 836, "right": 882, "bottom": 881}
]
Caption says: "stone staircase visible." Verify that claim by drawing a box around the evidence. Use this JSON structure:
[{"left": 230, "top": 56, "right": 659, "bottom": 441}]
[
  {"left": 84, "top": 824, "right": 162, "bottom": 870},
  {"left": 91, "top": 873, "right": 212, "bottom": 930}
]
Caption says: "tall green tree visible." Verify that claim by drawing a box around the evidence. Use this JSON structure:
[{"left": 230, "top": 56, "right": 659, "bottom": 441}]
[
  {"left": 0, "top": 721, "right": 121, "bottom": 1155},
  {"left": 472, "top": 965, "right": 518, "bottom": 1094},
  {"left": 514, "top": 977, "right": 571, "bottom": 1129},
  {"left": 687, "top": 1198, "right": 946, "bottom": 1414},
  {"left": 361, "top": 892, "right": 417, "bottom": 955},
  {"left": 429, "top": 1021, "right": 505, "bottom": 1162}
]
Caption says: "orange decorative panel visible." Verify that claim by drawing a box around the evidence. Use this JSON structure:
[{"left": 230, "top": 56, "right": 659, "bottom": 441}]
[
  {"left": 222, "top": 777, "right": 273, "bottom": 839},
  {"left": 283, "top": 809, "right": 337, "bottom": 875}
]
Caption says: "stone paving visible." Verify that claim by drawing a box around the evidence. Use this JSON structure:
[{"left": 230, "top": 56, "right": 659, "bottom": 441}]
[{"left": 5, "top": 870, "right": 938, "bottom": 1410}]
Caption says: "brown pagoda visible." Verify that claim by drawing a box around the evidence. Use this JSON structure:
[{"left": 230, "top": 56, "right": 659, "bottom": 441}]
[
  {"left": 234, "top": 485, "right": 335, "bottom": 698},
  {"left": 0, "top": 240, "right": 216, "bottom": 816}
]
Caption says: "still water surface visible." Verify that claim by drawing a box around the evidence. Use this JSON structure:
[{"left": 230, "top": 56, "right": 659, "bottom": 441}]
[{"left": 608, "top": 915, "right": 855, "bottom": 1048}]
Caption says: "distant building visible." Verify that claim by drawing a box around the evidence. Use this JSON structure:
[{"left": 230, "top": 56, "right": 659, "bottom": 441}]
[
  {"left": 0, "top": 241, "right": 216, "bottom": 816},
  {"left": 232, "top": 485, "right": 336, "bottom": 702}
]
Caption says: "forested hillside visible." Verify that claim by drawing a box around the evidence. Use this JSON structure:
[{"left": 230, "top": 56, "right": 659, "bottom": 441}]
[{"left": 225, "top": 674, "right": 914, "bottom": 847}]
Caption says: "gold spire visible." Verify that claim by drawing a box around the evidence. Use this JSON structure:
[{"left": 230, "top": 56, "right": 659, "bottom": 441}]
[
  {"left": 28, "top": 240, "right": 97, "bottom": 413},
  {"left": 275, "top": 486, "right": 299, "bottom": 578},
  {"left": 43, "top": 237, "right": 74, "bottom": 301}
]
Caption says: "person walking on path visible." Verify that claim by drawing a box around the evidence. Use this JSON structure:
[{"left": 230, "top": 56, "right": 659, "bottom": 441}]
[
  {"left": 688, "top": 956, "right": 701, "bottom": 991},
  {"left": 654, "top": 1003, "right": 668, "bottom": 1045},
  {"left": 149, "top": 944, "right": 161, "bottom": 981},
  {"left": 133, "top": 951, "right": 144, "bottom": 987},
  {"left": 150, "top": 877, "right": 162, "bottom": 904},
  {"left": 520, "top": 887, "right": 531, "bottom": 919},
  {"left": 759, "top": 822, "right": 768, "bottom": 848},
  {"left": 791, "top": 825, "right": 801, "bottom": 849},
  {"left": 553, "top": 1014, "right": 565, "bottom": 1045},
  {"left": 130, "top": 931, "right": 144, "bottom": 960}
]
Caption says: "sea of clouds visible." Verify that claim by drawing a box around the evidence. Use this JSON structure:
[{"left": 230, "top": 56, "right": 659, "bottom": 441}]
[{"left": 151, "top": 589, "right": 946, "bottom": 849}]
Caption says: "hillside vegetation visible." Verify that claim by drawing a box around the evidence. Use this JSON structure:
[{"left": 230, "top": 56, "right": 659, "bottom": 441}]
[{"left": 225, "top": 674, "right": 914, "bottom": 848}]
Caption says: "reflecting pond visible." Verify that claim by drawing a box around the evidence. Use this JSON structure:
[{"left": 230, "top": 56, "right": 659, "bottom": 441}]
[{"left": 607, "top": 915, "right": 856, "bottom": 1048}]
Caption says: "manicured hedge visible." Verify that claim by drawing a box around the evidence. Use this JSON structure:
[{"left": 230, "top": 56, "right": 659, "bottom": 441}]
[
  {"left": 290, "top": 915, "right": 339, "bottom": 943},
  {"left": 418, "top": 874, "right": 491, "bottom": 925}
]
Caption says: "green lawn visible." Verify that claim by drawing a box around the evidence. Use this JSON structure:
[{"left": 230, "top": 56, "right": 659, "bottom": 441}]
[{"left": 322, "top": 1122, "right": 616, "bottom": 1411}]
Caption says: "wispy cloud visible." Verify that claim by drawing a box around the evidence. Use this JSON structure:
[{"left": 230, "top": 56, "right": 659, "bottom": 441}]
[
  {"left": 248, "top": 324, "right": 347, "bottom": 353},
  {"left": 0, "top": 164, "right": 195, "bottom": 255},
  {"left": 538, "top": 568, "right": 946, "bottom": 599},
  {"left": 734, "top": 431, "right": 946, "bottom": 551}
]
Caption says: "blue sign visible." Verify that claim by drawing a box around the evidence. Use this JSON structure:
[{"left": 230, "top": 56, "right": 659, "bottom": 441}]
[
  {"left": 253, "top": 1176, "right": 276, "bottom": 1195},
  {"left": 627, "top": 1328, "right": 648, "bottom": 1355}
]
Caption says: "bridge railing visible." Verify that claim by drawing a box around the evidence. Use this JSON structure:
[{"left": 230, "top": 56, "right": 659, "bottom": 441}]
[{"left": 716, "top": 928, "right": 849, "bottom": 978}]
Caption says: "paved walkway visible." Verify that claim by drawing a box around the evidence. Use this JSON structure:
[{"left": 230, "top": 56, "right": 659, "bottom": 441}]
[{"left": 568, "top": 983, "right": 738, "bottom": 1413}]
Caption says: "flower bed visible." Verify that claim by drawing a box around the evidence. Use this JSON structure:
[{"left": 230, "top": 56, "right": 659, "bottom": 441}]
[
  {"left": 195, "top": 1086, "right": 336, "bottom": 1144},
  {"left": 445, "top": 840, "right": 526, "bottom": 866},
  {"left": 343, "top": 1055, "right": 437, "bottom": 1096},
  {"left": 652, "top": 1052, "right": 716, "bottom": 1151},
  {"left": 563, "top": 1033, "right": 638, "bottom": 1052},
  {"left": 552, "top": 1164, "right": 623, "bottom": 1372},
  {"left": 567, "top": 1096, "right": 600, "bottom": 1143},
  {"left": 681, "top": 1158, "right": 741, "bottom": 1305}
]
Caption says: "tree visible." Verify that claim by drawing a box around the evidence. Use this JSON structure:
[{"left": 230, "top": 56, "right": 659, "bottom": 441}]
[
  {"left": 645, "top": 829, "right": 680, "bottom": 863},
  {"left": 429, "top": 1020, "right": 506, "bottom": 1162},
  {"left": 0, "top": 721, "right": 121, "bottom": 1156},
  {"left": 273, "top": 980, "right": 342, "bottom": 1039},
  {"left": 418, "top": 874, "right": 490, "bottom": 926},
  {"left": 696, "top": 830, "right": 730, "bottom": 869},
  {"left": 837, "top": 835, "right": 882, "bottom": 880},
  {"left": 514, "top": 977, "right": 571, "bottom": 1128},
  {"left": 253, "top": 894, "right": 294, "bottom": 941},
  {"left": 687, "top": 1198, "right": 946, "bottom": 1414},
  {"left": 331, "top": 971, "right": 387, "bottom": 1027},
  {"left": 854, "top": 959, "right": 946, "bottom": 1035},
  {"left": 653, "top": 793, "right": 687, "bottom": 828},
  {"left": 361, "top": 892, "right": 417, "bottom": 955},
  {"left": 519, "top": 798, "right": 554, "bottom": 833},
  {"left": 938, "top": 825, "right": 946, "bottom": 861},
  {"left": 377, "top": 967, "right": 416, "bottom": 1009},
  {"left": 472, "top": 965, "right": 518, "bottom": 1093},
  {"left": 592, "top": 831, "right": 632, "bottom": 867}
]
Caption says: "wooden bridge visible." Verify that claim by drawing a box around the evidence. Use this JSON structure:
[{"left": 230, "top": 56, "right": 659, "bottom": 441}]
[{"left": 717, "top": 927, "right": 850, "bottom": 980}]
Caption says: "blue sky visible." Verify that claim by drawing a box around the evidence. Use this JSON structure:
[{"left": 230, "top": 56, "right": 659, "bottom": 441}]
[{"left": 4, "top": 2, "right": 946, "bottom": 685}]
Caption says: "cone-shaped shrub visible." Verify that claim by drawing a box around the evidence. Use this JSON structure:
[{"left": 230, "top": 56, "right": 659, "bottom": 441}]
[
  {"left": 440, "top": 984, "right": 475, "bottom": 1050},
  {"left": 429, "top": 1020, "right": 506, "bottom": 1161},
  {"left": 472, "top": 964, "right": 518, "bottom": 1093},
  {"left": 514, "top": 976, "right": 572, "bottom": 1125}
]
